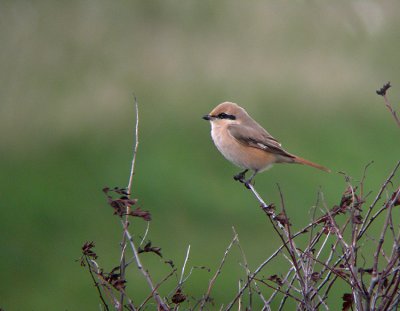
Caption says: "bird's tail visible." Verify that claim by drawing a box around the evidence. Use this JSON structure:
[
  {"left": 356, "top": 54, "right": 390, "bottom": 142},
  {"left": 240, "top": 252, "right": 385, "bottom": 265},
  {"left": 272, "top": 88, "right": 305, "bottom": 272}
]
[{"left": 293, "top": 156, "right": 331, "bottom": 173}]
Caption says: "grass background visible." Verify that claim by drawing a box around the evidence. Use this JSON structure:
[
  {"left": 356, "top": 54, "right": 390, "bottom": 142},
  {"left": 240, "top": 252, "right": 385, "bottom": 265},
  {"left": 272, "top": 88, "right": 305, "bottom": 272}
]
[{"left": 1, "top": 1, "right": 400, "bottom": 309}]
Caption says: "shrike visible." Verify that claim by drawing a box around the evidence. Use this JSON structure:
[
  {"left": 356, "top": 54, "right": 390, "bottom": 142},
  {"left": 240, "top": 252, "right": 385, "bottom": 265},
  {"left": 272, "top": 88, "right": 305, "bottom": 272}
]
[{"left": 203, "top": 102, "right": 330, "bottom": 188}]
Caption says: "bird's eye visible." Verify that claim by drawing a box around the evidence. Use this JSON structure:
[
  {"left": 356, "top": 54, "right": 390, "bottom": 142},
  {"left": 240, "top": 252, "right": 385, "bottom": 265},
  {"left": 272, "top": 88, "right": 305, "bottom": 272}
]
[{"left": 217, "top": 113, "right": 236, "bottom": 120}]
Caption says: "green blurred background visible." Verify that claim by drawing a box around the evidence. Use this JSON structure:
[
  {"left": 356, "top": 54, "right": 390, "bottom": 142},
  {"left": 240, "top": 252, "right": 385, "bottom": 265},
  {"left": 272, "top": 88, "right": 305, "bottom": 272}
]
[{"left": 1, "top": 1, "right": 400, "bottom": 309}]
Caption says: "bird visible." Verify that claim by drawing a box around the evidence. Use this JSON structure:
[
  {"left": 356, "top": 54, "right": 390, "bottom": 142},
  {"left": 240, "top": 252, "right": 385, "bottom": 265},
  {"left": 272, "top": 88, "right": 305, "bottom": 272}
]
[{"left": 203, "top": 102, "right": 330, "bottom": 188}]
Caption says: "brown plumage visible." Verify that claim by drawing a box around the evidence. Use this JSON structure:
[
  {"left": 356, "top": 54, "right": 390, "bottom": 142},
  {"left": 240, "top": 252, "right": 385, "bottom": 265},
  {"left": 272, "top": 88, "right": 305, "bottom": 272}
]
[{"left": 203, "top": 102, "right": 330, "bottom": 187}]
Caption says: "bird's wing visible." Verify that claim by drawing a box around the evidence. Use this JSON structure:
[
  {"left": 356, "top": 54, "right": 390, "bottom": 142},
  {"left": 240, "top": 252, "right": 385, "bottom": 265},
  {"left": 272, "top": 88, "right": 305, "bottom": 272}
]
[{"left": 228, "top": 124, "right": 295, "bottom": 158}]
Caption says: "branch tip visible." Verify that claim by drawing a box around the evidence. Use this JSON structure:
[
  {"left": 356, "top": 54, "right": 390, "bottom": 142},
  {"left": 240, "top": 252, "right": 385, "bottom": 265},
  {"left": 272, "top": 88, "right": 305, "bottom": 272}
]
[{"left": 376, "top": 82, "right": 391, "bottom": 96}]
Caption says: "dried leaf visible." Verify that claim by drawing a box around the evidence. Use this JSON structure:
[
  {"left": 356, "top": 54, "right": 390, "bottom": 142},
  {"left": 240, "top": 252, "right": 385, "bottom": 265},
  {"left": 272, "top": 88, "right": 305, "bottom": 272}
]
[
  {"left": 391, "top": 189, "right": 400, "bottom": 206},
  {"left": 138, "top": 241, "right": 162, "bottom": 257},
  {"left": 81, "top": 241, "right": 98, "bottom": 259},
  {"left": 340, "top": 188, "right": 353, "bottom": 208},
  {"left": 352, "top": 213, "right": 363, "bottom": 224},
  {"left": 98, "top": 267, "right": 126, "bottom": 290},
  {"left": 165, "top": 260, "right": 175, "bottom": 268},
  {"left": 268, "top": 274, "right": 283, "bottom": 286},
  {"left": 322, "top": 220, "right": 337, "bottom": 235},
  {"left": 103, "top": 186, "right": 144, "bottom": 218},
  {"left": 358, "top": 267, "right": 373, "bottom": 274},
  {"left": 376, "top": 81, "right": 391, "bottom": 96},
  {"left": 195, "top": 266, "right": 211, "bottom": 272},
  {"left": 111, "top": 279, "right": 127, "bottom": 290},
  {"left": 261, "top": 203, "right": 275, "bottom": 216},
  {"left": 275, "top": 212, "right": 290, "bottom": 227},
  {"left": 112, "top": 187, "right": 129, "bottom": 195},
  {"left": 342, "top": 293, "right": 353, "bottom": 311},
  {"left": 129, "top": 207, "right": 151, "bottom": 221},
  {"left": 311, "top": 272, "right": 320, "bottom": 282},
  {"left": 172, "top": 288, "right": 186, "bottom": 304},
  {"left": 339, "top": 187, "right": 364, "bottom": 212}
]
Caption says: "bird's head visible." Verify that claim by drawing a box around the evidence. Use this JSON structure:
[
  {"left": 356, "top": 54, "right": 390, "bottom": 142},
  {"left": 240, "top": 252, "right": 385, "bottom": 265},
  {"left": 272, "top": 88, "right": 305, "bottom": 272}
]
[{"left": 203, "top": 102, "right": 247, "bottom": 126}]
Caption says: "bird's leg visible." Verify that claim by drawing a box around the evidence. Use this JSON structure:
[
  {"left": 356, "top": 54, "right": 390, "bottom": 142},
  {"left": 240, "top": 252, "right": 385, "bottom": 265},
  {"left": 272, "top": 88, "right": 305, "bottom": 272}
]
[
  {"left": 244, "top": 170, "right": 258, "bottom": 189},
  {"left": 233, "top": 169, "right": 248, "bottom": 182}
]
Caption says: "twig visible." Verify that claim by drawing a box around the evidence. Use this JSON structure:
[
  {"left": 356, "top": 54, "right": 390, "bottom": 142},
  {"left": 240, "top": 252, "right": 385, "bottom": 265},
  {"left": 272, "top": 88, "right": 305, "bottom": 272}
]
[
  {"left": 253, "top": 278, "right": 304, "bottom": 304},
  {"left": 139, "top": 222, "right": 150, "bottom": 247},
  {"left": 179, "top": 245, "right": 191, "bottom": 286},
  {"left": 127, "top": 94, "right": 140, "bottom": 194},
  {"left": 226, "top": 190, "right": 338, "bottom": 309},
  {"left": 238, "top": 280, "right": 242, "bottom": 311},
  {"left": 360, "top": 161, "right": 374, "bottom": 200},
  {"left": 358, "top": 160, "right": 400, "bottom": 239},
  {"left": 382, "top": 272, "right": 400, "bottom": 310},
  {"left": 118, "top": 227, "right": 128, "bottom": 310},
  {"left": 370, "top": 189, "right": 400, "bottom": 294},
  {"left": 89, "top": 259, "right": 121, "bottom": 309},
  {"left": 277, "top": 185, "right": 308, "bottom": 291},
  {"left": 119, "top": 96, "right": 168, "bottom": 310},
  {"left": 232, "top": 227, "right": 252, "bottom": 308},
  {"left": 225, "top": 243, "right": 285, "bottom": 310},
  {"left": 276, "top": 270, "right": 296, "bottom": 311},
  {"left": 376, "top": 82, "right": 400, "bottom": 128},
  {"left": 200, "top": 233, "right": 238, "bottom": 310},
  {"left": 85, "top": 257, "right": 110, "bottom": 311},
  {"left": 231, "top": 183, "right": 334, "bottom": 310},
  {"left": 119, "top": 96, "right": 140, "bottom": 310},
  {"left": 246, "top": 183, "right": 284, "bottom": 229},
  {"left": 137, "top": 268, "right": 177, "bottom": 311},
  {"left": 124, "top": 226, "right": 169, "bottom": 310},
  {"left": 311, "top": 239, "right": 342, "bottom": 301},
  {"left": 233, "top": 227, "right": 268, "bottom": 307},
  {"left": 299, "top": 250, "right": 351, "bottom": 285}
]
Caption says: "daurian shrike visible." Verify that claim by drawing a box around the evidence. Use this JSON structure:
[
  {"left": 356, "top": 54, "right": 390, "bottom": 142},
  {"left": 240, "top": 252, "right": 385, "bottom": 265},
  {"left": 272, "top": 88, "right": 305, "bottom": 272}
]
[{"left": 203, "top": 102, "right": 330, "bottom": 188}]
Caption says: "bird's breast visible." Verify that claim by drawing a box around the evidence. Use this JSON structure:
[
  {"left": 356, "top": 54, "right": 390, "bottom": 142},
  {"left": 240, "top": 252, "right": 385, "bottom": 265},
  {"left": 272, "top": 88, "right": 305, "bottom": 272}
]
[{"left": 210, "top": 126, "right": 276, "bottom": 171}]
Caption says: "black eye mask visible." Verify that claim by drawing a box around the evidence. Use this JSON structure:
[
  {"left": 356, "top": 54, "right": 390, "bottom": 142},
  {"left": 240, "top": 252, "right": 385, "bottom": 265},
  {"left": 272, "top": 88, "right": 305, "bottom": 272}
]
[{"left": 217, "top": 112, "right": 236, "bottom": 120}]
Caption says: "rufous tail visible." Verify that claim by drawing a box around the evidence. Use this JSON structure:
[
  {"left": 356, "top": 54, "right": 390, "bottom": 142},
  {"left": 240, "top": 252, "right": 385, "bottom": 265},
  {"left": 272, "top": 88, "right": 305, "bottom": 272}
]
[{"left": 294, "top": 156, "right": 331, "bottom": 173}]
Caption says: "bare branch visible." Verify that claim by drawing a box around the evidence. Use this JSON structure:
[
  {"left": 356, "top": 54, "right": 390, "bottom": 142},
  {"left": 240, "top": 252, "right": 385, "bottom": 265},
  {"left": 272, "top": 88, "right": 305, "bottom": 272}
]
[
  {"left": 137, "top": 268, "right": 177, "bottom": 311},
  {"left": 119, "top": 97, "right": 140, "bottom": 310},
  {"left": 200, "top": 233, "right": 238, "bottom": 310},
  {"left": 233, "top": 226, "right": 268, "bottom": 307},
  {"left": 376, "top": 82, "right": 400, "bottom": 128},
  {"left": 123, "top": 223, "right": 169, "bottom": 310},
  {"left": 85, "top": 257, "right": 111, "bottom": 311},
  {"left": 359, "top": 160, "right": 400, "bottom": 239},
  {"left": 179, "top": 245, "right": 191, "bottom": 286},
  {"left": 127, "top": 94, "right": 140, "bottom": 194}
]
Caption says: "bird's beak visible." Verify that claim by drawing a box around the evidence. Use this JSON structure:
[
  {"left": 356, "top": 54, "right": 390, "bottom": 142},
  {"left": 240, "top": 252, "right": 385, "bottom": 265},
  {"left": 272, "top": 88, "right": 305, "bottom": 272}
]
[{"left": 202, "top": 114, "right": 212, "bottom": 121}]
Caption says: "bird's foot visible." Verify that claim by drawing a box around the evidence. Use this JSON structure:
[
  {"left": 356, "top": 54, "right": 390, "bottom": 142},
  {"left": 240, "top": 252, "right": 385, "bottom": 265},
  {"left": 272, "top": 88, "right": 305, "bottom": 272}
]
[
  {"left": 233, "top": 169, "right": 248, "bottom": 183},
  {"left": 243, "top": 171, "right": 257, "bottom": 189}
]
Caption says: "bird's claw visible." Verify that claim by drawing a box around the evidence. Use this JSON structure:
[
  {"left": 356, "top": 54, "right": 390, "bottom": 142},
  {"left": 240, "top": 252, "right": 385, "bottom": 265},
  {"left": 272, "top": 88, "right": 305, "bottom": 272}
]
[
  {"left": 233, "top": 170, "right": 255, "bottom": 189},
  {"left": 233, "top": 174, "right": 245, "bottom": 182},
  {"left": 233, "top": 170, "right": 248, "bottom": 183}
]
